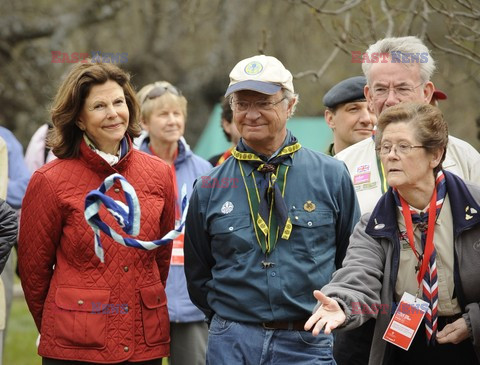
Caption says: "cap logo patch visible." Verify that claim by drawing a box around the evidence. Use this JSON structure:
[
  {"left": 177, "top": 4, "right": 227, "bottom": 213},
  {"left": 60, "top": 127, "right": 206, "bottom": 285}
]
[{"left": 244, "top": 61, "right": 263, "bottom": 75}]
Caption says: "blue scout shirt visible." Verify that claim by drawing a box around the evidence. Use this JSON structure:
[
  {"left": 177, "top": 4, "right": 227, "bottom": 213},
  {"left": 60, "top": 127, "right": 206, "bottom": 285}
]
[{"left": 184, "top": 131, "right": 360, "bottom": 323}]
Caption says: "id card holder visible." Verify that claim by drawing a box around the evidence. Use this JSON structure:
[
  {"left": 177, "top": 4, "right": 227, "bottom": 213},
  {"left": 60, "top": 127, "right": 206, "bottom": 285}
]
[{"left": 383, "top": 292, "right": 428, "bottom": 350}]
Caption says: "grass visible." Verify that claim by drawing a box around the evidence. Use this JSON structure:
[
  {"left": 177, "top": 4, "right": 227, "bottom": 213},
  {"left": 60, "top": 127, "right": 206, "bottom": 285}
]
[{"left": 4, "top": 295, "right": 41, "bottom": 365}]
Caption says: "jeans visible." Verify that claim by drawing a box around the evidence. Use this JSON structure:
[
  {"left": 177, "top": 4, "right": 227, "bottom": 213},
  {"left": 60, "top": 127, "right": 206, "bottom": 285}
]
[{"left": 206, "top": 314, "right": 336, "bottom": 365}]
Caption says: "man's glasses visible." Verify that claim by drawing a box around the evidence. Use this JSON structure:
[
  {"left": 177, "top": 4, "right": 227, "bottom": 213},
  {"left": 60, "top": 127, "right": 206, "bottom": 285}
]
[
  {"left": 230, "top": 97, "right": 286, "bottom": 113},
  {"left": 371, "top": 83, "right": 424, "bottom": 99},
  {"left": 144, "top": 85, "right": 182, "bottom": 103},
  {"left": 376, "top": 142, "right": 425, "bottom": 156}
]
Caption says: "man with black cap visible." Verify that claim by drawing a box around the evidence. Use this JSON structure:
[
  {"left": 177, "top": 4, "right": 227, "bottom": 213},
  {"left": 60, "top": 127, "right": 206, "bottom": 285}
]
[
  {"left": 184, "top": 55, "right": 360, "bottom": 364},
  {"left": 323, "top": 76, "right": 376, "bottom": 156}
]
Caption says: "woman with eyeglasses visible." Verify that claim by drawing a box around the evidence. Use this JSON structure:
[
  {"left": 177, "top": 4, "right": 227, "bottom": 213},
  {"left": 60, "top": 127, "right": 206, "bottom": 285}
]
[
  {"left": 136, "top": 81, "right": 212, "bottom": 365},
  {"left": 18, "top": 61, "right": 176, "bottom": 364},
  {"left": 305, "top": 102, "right": 480, "bottom": 365}
]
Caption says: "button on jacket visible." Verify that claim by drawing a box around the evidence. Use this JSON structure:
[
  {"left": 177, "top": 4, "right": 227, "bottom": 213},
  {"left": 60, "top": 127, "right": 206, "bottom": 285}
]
[
  {"left": 184, "top": 135, "right": 360, "bottom": 323},
  {"left": 18, "top": 137, "right": 175, "bottom": 363}
]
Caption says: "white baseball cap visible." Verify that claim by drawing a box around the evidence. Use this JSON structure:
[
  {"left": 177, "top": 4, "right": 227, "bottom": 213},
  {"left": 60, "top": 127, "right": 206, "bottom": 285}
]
[{"left": 225, "top": 55, "right": 294, "bottom": 97}]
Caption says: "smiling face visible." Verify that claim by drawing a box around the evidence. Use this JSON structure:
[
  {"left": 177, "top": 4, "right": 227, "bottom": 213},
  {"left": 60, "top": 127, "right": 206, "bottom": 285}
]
[
  {"left": 78, "top": 80, "right": 129, "bottom": 154},
  {"left": 231, "top": 89, "right": 294, "bottom": 156},
  {"left": 142, "top": 97, "right": 185, "bottom": 145},
  {"left": 325, "top": 101, "right": 376, "bottom": 153},
  {"left": 380, "top": 121, "right": 442, "bottom": 192},
  {"left": 365, "top": 60, "right": 435, "bottom": 117}
]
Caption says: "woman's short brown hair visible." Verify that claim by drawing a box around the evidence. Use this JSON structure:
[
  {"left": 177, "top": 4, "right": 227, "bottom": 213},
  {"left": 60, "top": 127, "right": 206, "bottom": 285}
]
[
  {"left": 49, "top": 61, "right": 141, "bottom": 158},
  {"left": 376, "top": 102, "right": 448, "bottom": 174}
]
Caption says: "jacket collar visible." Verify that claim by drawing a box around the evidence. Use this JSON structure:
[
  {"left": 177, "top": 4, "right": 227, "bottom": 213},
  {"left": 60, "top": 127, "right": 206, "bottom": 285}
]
[
  {"left": 237, "top": 130, "right": 296, "bottom": 176},
  {"left": 139, "top": 136, "right": 192, "bottom": 168},
  {"left": 365, "top": 170, "right": 480, "bottom": 240},
  {"left": 79, "top": 135, "right": 133, "bottom": 174}
]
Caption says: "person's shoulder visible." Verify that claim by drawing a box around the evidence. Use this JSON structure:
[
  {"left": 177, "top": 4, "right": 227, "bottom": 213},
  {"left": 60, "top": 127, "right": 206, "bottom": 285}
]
[
  {"left": 298, "top": 147, "right": 345, "bottom": 168},
  {"left": 189, "top": 153, "right": 213, "bottom": 169},
  {"left": 0, "top": 127, "right": 22, "bottom": 150},
  {"left": 132, "top": 149, "right": 170, "bottom": 170},
  {"left": 448, "top": 135, "right": 480, "bottom": 154},
  {"left": 335, "top": 137, "right": 375, "bottom": 161}
]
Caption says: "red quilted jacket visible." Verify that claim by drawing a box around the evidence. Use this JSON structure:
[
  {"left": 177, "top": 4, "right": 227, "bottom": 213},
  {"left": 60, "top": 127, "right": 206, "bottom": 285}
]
[{"left": 18, "top": 138, "right": 175, "bottom": 363}]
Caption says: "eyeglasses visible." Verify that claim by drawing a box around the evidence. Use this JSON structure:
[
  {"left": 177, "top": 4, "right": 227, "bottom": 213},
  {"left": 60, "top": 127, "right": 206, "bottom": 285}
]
[
  {"left": 376, "top": 142, "right": 425, "bottom": 156},
  {"left": 230, "top": 97, "right": 286, "bottom": 113},
  {"left": 371, "top": 83, "right": 424, "bottom": 99},
  {"left": 144, "top": 85, "right": 182, "bottom": 103}
]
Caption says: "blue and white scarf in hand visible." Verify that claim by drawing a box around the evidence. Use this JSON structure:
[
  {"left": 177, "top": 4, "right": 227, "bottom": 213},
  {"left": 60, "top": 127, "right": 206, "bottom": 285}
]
[{"left": 84, "top": 173, "right": 188, "bottom": 263}]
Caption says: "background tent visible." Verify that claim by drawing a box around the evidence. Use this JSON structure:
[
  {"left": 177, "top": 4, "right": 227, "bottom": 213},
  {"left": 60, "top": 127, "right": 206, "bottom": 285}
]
[{"left": 194, "top": 104, "right": 333, "bottom": 160}]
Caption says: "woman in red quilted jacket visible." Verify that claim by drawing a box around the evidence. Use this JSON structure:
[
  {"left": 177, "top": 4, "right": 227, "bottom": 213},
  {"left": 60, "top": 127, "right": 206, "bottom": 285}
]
[{"left": 18, "top": 60, "right": 176, "bottom": 364}]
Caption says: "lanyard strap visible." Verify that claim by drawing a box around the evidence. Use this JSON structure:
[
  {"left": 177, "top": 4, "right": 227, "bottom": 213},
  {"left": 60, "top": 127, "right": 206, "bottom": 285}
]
[
  {"left": 398, "top": 188, "right": 437, "bottom": 285},
  {"left": 238, "top": 161, "right": 292, "bottom": 253}
]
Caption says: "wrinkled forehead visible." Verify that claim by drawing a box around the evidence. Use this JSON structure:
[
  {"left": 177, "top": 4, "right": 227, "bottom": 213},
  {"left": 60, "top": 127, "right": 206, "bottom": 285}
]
[{"left": 369, "top": 60, "right": 421, "bottom": 85}]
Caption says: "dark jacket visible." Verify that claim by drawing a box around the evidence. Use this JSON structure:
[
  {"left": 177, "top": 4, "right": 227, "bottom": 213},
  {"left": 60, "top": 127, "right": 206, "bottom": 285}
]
[{"left": 0, "top": 199, "right": 17, "bottom": 273}]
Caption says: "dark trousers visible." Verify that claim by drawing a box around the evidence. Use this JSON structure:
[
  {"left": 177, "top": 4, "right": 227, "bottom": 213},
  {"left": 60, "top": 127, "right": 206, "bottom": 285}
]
[
  {"left": 333, "top": 318, "right": 375, "bottom": 365},
  {"left": 392, "top": 318, "right": 479, "bottom": 365}
]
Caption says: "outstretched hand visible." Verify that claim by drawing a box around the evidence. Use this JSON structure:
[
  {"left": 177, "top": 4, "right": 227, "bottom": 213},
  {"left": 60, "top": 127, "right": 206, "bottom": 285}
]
[{"left": 304, "top": 290, "right": 346, "bottom": 335}]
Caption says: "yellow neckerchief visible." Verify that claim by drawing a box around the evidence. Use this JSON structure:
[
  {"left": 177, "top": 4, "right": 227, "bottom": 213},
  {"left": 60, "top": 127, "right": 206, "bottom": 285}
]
[{"left": 231, "top": 142, "right": 301, "bottom": 253}]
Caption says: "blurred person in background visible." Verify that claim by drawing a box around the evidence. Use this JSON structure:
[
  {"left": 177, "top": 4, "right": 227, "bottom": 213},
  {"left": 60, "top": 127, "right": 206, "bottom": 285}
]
[
  {"left": 323, "top": 76, "right": 376, "bottom": 156},
  {"left": 18, "top": 61, "right": 175, "bottom": 364},
  {"left": 306, "top": 102, "right": 480, "bottom": 365},
  {"left": 0, "top": 135, "right": 18, "bottom": 365},
  {"left": 0, "top": 126, "right": 30, "bottom": 364},
  {"left": 24, "top": 123, "right": 56, "bottom": 173},
  {"left": 208, "top": 97, "right": 241, "bottom": 166},
  {"left": 137, "top": 80, "right": 211, "bottom": 365}
]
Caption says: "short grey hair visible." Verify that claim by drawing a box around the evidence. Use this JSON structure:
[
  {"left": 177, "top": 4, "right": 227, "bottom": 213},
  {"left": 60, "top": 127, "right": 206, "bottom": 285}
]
[
  {"left": 362, "top": 36, "right": 436, "bottom": 84},
  {"left": 283, "top": 89, "right": 299, "bottom": 118}
]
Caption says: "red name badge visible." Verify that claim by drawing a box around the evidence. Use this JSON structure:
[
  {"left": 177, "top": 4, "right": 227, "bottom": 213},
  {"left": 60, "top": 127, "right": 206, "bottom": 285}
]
[
  {"left": 383, "top": 292, "right": 428, "bottom": 351},
  {"left": 171, "top": 233, "right": 184, "bottom": 266}
]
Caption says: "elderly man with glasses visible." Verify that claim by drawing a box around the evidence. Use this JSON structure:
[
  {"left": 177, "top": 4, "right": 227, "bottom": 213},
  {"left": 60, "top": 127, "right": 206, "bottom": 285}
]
[{"left": 184, "top": 55, "right": 360, "bottom": 364}]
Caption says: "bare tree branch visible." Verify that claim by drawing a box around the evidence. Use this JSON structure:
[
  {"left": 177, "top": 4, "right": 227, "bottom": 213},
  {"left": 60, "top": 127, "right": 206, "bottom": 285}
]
[
  {"left": 298, "top": 0, "right": 362, "bottom": 15},
  {"left": 426, "top": 33, "right": 480, "bottom": 65},
  {"left": 380, "top": 0, "right": 394, "bottom": 37}
]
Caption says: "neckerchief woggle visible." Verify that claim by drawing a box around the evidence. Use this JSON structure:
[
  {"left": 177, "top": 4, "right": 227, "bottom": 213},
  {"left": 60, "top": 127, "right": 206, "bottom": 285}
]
[
  {"left": 232, "top": 139, "right": 301, "bottom": 254},
  {"left": 84, "top": 173, "right": 188, "bottom": 263}
]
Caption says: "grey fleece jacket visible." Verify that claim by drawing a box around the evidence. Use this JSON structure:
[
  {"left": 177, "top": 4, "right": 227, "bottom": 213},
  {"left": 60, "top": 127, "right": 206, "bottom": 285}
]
[{"left": 320, "top": 171, "right": 480, "bottom": 365}]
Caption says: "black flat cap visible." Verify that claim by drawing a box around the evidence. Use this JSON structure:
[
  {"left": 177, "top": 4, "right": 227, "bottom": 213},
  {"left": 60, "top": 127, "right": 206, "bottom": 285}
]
[{"left": 323, "top": 76, "right": 367, "bottom": 108}]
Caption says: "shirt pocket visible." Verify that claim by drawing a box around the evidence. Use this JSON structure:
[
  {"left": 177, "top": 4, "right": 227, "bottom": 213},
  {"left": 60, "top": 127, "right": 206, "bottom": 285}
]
[
  {"left": 140, "top": 282, "right": 169, "bottom": 346},
  {"left": 289, "top": 210, "right": 335, "bottom": 257},
  {"left": 209, "top": 213, "right": 254, "bottom": 256},
  {"left": 54, "top": 287, "right": 110, "bottom": 349}
]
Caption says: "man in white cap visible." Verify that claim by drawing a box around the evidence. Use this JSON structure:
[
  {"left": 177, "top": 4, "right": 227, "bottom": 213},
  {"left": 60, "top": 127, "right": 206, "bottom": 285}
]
[{"left": 184, "top": 55, "right": 360, "bottom": 364}]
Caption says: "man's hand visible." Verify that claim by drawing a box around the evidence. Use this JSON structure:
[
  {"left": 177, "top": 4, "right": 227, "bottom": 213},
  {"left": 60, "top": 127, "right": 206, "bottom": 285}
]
[
  {"left": 436, "top": 317, "right": 469, "bottom": 344},
  {"left": 304, "top": 290, "right": 346, "bottom": 335}
]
